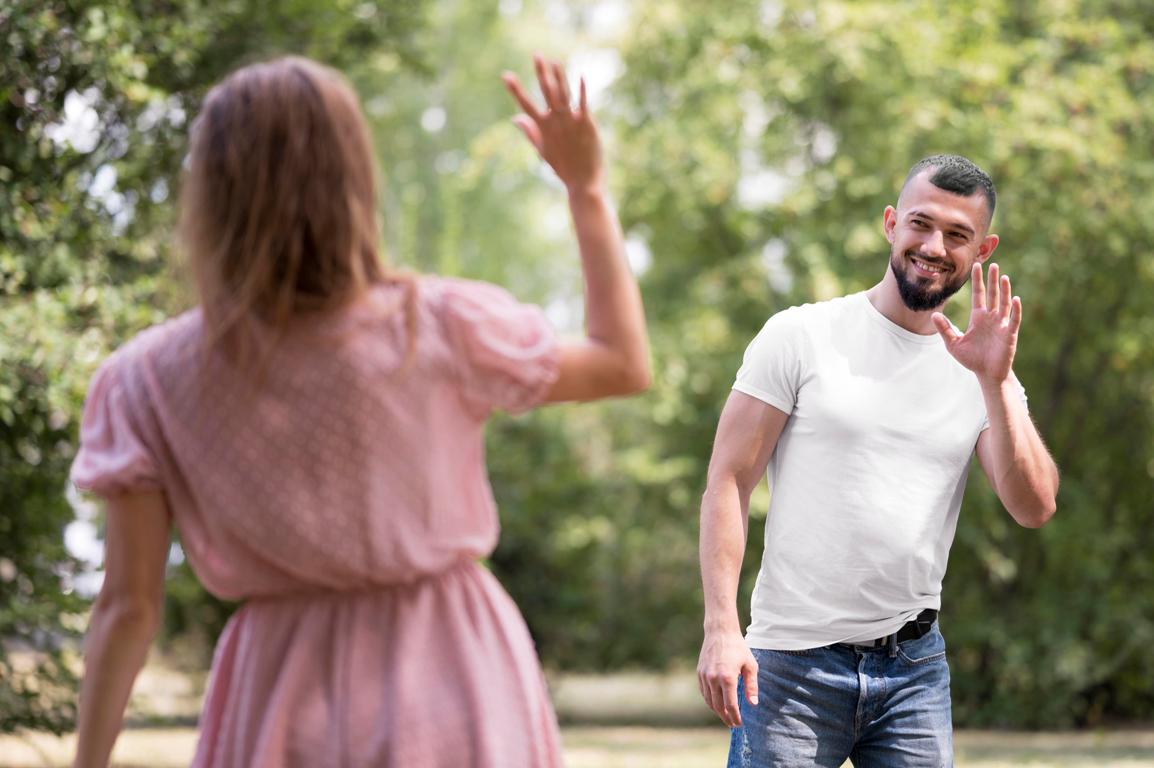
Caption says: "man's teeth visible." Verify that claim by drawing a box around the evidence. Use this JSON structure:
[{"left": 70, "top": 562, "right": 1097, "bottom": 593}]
[{"left": 913, "top": 258, "right": 946, "bottom": 273}]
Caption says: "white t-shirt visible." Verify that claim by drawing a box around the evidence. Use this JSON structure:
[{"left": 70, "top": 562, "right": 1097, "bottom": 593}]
[{"left": 734, "top": 291, "right": 1022, "bottom": 650}]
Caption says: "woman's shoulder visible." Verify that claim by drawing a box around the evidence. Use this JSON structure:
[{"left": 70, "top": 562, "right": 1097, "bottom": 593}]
[
  {"left": 108, "top": 307, "right": 204, "bottom": 375},
  {"left": 414, "top": 274, "right": 518, "bottom": 306},
  {"left": 413, "top": 274, "right": 539, "bottom": 326}
]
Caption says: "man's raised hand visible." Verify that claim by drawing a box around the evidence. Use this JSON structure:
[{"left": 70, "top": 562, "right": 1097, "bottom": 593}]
[{"left": 932, "top": 262, "right": 1021, "bottom": 383}]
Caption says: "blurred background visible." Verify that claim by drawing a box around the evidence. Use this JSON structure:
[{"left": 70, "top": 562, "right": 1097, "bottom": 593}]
[{"left": 2, "top": 0, "right": 1153, "bottom": 760}]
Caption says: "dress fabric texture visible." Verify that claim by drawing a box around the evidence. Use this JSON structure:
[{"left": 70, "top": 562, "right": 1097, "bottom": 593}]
[{"left": 70, "top": 276, "right": 564, "bottom": 768}]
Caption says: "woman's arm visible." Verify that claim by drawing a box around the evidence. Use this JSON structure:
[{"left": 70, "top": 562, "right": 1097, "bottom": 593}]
[
  {"left": 73, "top": 490, "right": 170, "bottom": 768},
  {"left": 503, "top": 56, "right": 650, "bottom": 403}
]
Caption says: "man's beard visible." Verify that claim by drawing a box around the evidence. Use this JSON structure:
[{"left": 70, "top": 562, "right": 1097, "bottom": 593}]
[{"left": 890, "top": 249, "right": 968, "bottom": 311}]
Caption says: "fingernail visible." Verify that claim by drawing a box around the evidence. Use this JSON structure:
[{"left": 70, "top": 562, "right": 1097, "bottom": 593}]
[{"left": 751, "top": 695, "right": 759, "bottom": 705}]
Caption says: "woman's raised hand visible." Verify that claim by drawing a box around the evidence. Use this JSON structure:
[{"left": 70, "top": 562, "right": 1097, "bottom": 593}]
[
  {"left": 502, "top": 55, "right": 604, "bottom": 195},
  {"left": 501, "top": 55, "right": 649, "bottom": 403}
]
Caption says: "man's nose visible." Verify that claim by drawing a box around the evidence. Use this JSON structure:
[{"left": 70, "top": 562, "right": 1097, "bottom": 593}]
[{"left": 924, "top": 229, "right": 947, "bottom": 257}]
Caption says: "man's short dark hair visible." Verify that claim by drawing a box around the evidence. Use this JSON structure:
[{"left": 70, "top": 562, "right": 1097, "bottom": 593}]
[{"left": 903, "top": 154, "right": 996, "bottom": 222}]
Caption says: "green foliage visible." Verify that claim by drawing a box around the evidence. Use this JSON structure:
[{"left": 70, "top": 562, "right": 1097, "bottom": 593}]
[{"left": 357, "top": 0, "right": 580, "bottom": 297}]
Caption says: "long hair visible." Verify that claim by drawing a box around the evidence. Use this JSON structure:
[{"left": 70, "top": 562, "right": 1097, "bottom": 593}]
[{"left": 179, "top": 56, "right": 414, "bottom": 366}]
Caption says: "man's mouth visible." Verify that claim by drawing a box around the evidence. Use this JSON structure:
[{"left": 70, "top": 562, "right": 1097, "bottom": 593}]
[{"left": 908, "top": 253, "right": 950, "bottom": 278}]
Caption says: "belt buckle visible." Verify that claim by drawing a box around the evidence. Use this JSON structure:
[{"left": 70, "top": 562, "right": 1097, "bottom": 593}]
[
  {"left": 847, "top": 633, "right": 892, "bottom": 651},
  {"left": 846, "top": 609, "right": 937, "bottom": 651}
]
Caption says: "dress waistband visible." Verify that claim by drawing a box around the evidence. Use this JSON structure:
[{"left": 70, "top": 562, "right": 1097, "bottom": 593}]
[{"left": 241, "top": 557, "right": 479, "bottom": 605}]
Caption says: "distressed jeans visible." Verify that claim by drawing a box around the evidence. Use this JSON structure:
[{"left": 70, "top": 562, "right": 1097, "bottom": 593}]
[{"left": 727, "top": 624, "right": 952, "bottom": 767}]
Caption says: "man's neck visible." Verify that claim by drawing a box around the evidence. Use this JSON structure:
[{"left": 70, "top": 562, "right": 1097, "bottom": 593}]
[{"left": 865, "top": 277, "right": 940, "bottom": 335}]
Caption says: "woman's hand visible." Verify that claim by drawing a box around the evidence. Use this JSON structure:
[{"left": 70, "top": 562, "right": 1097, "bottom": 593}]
[{"left": 502, "top": 55, "right": 605, "bottom": 195}]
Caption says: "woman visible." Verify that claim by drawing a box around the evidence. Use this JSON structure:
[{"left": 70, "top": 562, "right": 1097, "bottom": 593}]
[{"left": 70, "top": 54, "right": 648, "bottom": 767}]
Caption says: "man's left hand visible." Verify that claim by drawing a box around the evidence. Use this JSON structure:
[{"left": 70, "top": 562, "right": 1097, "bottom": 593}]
[{"left": 932, "top": 262, "right": 1020, "bottom": 383}]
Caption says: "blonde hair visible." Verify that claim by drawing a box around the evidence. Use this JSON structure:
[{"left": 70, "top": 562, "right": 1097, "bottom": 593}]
[{"left": 180, "top": 56, "right": 414, "bottom": 365}]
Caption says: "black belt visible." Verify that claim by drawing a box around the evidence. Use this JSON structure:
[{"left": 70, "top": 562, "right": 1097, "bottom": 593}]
[{"left": 845, "top": 608, "right": 938, "bottom": 649}]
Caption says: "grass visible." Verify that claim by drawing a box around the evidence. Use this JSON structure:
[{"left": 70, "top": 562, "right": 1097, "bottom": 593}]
[{"left": 4, "top": 725, "right": 1154, "bottom": 767}]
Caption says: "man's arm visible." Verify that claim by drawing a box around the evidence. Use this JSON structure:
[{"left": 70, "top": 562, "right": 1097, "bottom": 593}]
[
  {"left": 698, "top": 391, "right": 789, "bottom": 728},
  {"left": 932, "top": 262, "right": 1058, "bottom": 528},
  {"left": 975, "top": 376, "right": 1058, "bottom": 527},
  {"left": 74, "top": 490, "right": 170, "bottom": 768}
]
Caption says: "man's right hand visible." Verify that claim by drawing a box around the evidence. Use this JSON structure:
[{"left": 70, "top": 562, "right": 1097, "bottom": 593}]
[{"left": 697, "top": 628, "right": 759, "bottom": 727}]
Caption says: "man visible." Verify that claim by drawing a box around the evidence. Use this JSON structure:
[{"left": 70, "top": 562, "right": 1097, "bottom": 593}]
[{"left": 697, "top": 155, "right": 1059, "bottom": 767}]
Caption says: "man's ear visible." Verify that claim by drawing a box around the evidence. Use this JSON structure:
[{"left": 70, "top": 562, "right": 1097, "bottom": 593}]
[
  {"left": 883, "top": 206, "right": 897, "bottom": 244},
  {"left": 976, "top": 233, "right": 1000, "bottom": 263}
]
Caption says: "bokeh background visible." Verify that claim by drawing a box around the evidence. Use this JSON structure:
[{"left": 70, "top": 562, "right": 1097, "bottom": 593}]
[{"left": 3, "top": 0, "right": 1153, "bottom": 742}]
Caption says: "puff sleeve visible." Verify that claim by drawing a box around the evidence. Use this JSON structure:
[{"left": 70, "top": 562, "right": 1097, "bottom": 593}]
[
  {"left": 70, "top": 351, "right": 161, "bottom": 496},
  {"left": 437, "top": 278, "right": 560, "bottom": 415}
]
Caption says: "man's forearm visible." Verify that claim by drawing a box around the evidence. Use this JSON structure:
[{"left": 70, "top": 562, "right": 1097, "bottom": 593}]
[
  {"left": 980, "top": 373, "right": 1059, "bottom": 527},
  {"left": 700, "top": 476, "right": 750, "bottom": 633}
]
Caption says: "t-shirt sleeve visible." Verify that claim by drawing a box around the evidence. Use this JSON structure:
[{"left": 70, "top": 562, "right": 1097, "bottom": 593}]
[
  {"left": 437, "top": 278, "right": 560, "bottom": 415},
  {"left": 732, "top": 308, "right": 806, "bottom": 415},
  {"left": 70, "top": 351, "right": 162, "bottom": 497},
  {"left": 978, "top": 378, "right": 1029, "bottom": 432}
]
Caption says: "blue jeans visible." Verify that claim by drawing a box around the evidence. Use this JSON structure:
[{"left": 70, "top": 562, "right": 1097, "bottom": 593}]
[{"left": 727, "top": 625, "right": 952, "bottom": 767}]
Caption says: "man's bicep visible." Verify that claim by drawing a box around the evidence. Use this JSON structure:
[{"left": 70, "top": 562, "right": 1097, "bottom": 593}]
[
  {"left": 974, "top": 428, "right": 1000, "bottom": 494},
  {"left": 709, "top": 390, "right": 790, "bottom": 494}
]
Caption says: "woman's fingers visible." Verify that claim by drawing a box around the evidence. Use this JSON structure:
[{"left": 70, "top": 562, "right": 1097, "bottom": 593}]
[
  {"left": 534, "top": 54, "right": 564, "bottom": 112},
  {"left": 501, "top": 73, "right": 542, "bottom": 122},
  {"left": 507, "top": 55, "right": 602, "bottom": 190},
  {"left": 531, "top": 54, "right": 579, "bottom": 115},
  {"left": 552, "top": 59, "right": 572, "bottom": 110},
  {"left": 511, "top": 115, "right": 543, "bottom": 153}
]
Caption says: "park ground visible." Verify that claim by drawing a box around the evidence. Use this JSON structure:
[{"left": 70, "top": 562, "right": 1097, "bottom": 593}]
[
  {"left": 3, "top": 667, "right": 1153, "bottom": 767},
  {"left": 6, "top": 724, "right": 1154, "bottom": 767}
]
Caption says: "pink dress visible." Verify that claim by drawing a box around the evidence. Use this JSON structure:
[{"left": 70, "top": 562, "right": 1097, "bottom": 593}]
[{"left": 70, "top": 277, "right": 564, "bottom": 767}]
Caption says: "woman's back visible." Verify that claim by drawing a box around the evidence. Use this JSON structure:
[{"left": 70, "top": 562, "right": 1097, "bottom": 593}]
[
  {"left": 75, "top": 277, "right": 565, "bottom": 766},
  {"left": 75, "top": 277, "right": 558, "bottom": 596}
]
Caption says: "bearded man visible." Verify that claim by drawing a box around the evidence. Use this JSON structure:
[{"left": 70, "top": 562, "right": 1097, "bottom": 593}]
[{"left": 697, "top": 155, "right": 1059, "bottom": 767}]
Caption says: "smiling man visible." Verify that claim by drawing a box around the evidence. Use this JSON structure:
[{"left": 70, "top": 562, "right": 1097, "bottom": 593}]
[{"left": 697, "top": 155, "right": 1059, "bottom": 767}]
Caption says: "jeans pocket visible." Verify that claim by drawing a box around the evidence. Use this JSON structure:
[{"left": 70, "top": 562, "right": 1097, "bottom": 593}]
[
  {"left": 896, "top": 625, "right": 947, "bottom": 665},
  {"left": 897, "top": 647, "right": 946, "bottom": 665}
]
